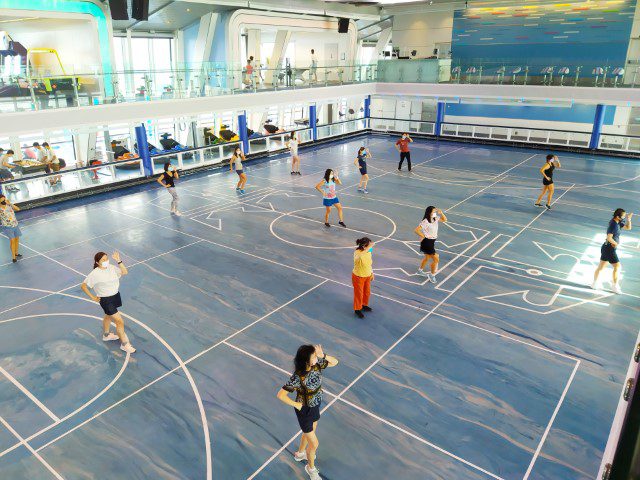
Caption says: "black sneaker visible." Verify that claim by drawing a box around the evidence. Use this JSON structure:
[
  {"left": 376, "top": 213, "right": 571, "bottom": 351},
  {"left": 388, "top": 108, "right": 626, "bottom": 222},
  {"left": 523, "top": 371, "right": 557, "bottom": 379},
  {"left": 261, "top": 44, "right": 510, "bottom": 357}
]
[
  {"left": 339, "top": 221, "right": 346, "bottom": 228},
  {"left": 16, "top": 254, "right": 22, "bottom": 259},
  {"left": 296, "top": 172, "right": 302, "bottom": 175},
  {"left": 325, "top": 222, "right": 331, "bottom": 227},
  {"left": 546, "top": 204, "right": 552, "bottom": 210},
  {"left": 291, "top": 171, "right": 295, "bottom": 175},
  {"left": 12, "top": 258, "right": 17, "bottom": 263},
  {"left": 362, "top": 306, "right": 372, "bottom": 312},
  {"left": 534, "top": 203, "right": 543, "bottom": 207},
  {"left": 355, "top": 310, "right": 364, "bottom": 318}
]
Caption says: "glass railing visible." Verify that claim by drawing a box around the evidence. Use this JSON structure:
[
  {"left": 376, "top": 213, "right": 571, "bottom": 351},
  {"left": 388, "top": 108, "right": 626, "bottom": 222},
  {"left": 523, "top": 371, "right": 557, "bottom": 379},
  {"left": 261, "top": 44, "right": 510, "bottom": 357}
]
[
  {"left": 0, "top": 126, "right": 325, "bottom": 204},
  {"left": 377, "top": 58, "right": 636, "bottom": 88},
  {"left": 0, "top": 63, "right": 378, "bottom": 113}
]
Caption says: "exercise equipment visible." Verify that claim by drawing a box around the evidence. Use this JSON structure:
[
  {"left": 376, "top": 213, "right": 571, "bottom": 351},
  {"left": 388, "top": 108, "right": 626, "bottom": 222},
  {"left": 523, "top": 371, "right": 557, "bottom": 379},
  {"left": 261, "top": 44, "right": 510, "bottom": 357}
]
[
  {"left": 219, "top": 125, "right": 239, "bottom": 142},
  {"left": 496, "top": 66, "right": 505, "bottom": 84},
  {"left": 593, "top": 67, "right": 605, "bottom": 87},
  {"left": 612, "top": 67, "right": 625, "bottom": 87},
  {"left": 558, "top": 67, "right": 570, "bottom": 86},
  {"left": 541, "top": 66, "right": 554, "bottom": 86}
]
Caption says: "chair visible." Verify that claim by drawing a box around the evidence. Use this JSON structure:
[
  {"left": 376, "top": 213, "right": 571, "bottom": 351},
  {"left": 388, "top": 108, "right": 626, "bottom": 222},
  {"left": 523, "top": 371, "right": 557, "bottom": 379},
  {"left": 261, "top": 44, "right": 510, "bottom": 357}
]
[
  {"left": 612, "top": 67, "right": 625, "bottom": 87},
  {"left": 511, "top": 66, "right": 522, "bottom": 84},
  {"left": 540, "top": 66, "right": 554, "bottom": 85}
]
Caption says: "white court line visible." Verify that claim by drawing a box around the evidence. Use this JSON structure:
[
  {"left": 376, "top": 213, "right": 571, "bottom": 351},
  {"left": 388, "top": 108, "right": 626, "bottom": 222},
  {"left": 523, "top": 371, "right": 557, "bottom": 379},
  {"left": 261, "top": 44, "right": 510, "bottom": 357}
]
[
  {"left": 338, "top": 146, "right": 466, "bottom": 191},
  {"left": 28, "top": 280, "right": 328, "bottom": 459},
  {"left": 522, "top": 360, "right": 581, "bottom": 480},
  {"left": 491, "top": 184, "right": 576, "bottom": 258},
  {"left": 0, "top": 338, "right": 129, "bottom": 458},
  {"left": 0, "top": 416, "right": 65, "bottom": 480},
  {"left": 0, "top": 365, "right": 60, "bottom": 422},
  {"left": 247, "top": 235, "right": 501, "bottom": 480},
  {"left": 223, "top": 340, "right": 507, "bottom": 480}
]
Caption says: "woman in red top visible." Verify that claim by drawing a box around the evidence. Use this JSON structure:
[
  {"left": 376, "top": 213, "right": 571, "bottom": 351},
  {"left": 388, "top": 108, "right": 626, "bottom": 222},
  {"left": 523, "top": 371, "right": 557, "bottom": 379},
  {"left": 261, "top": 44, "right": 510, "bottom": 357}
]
[{"left": 395, "top": 133, "right": 413, "bottom": 171}]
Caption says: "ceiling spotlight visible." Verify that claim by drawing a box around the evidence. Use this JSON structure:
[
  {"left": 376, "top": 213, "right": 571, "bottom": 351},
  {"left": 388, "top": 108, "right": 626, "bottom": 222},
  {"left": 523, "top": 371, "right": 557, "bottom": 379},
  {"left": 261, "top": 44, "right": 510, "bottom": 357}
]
[{"left": 429, "top": 0, "right": 433, "bottom": 4}]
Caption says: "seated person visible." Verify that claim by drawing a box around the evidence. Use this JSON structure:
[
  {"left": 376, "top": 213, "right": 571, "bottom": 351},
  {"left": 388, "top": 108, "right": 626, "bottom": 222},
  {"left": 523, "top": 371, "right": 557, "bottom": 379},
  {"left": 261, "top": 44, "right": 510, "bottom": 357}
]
[
  {"left": 42, "top": 142, "right": 61, "bottom": 185},
  {"left": 218, "top": 125, "right": 239, "bottom": 142},
  {"left": 0, "top": 149, "right": 19, "bottom": 192},
  {"left": 263, "top": 120, "right": 285, "bottom": 135},
  {"left": 32, "top": 142, "right": 47, "bottom": 164}
]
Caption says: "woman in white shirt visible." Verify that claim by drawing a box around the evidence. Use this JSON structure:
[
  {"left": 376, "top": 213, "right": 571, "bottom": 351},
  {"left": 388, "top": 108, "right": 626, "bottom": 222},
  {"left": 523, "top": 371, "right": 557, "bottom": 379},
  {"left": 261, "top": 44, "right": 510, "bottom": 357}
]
[
  {"left": 286, "top": 131, "right": 301, "bottom": 175},
  {"left": 81, "top": 251, "right": 136, "bottom": 353},
  {"left": 414, "top": 206, "right": 447, "bottom": 284}
]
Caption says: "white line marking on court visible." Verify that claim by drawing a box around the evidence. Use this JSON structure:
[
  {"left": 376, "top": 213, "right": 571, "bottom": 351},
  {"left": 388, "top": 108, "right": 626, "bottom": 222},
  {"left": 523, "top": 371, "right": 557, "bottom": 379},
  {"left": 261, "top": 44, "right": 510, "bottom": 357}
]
[
  {"left": 247, "top": 237, "right": 501, "bottom": 480},
  {"left": 0, "top": 365, "right": 60, "bottom": 422},
  {"left": 522, "top": 360, "right": 581, "bottom": 480},
  {"left": 0, "top": 416, "right": 65, "bottom": 480},
  {"left": 492, "top": 184, "right": 576, "bottom": 258},
  {"left": 224, "top": 340, "right": 507, "bottom": 480}
]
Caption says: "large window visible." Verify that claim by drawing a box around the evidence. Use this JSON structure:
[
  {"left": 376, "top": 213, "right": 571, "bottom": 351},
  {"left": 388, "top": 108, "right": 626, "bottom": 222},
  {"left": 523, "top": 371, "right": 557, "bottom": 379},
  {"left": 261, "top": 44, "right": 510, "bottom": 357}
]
[{"left": 112, "top": 36, "right": 174, "bottom": 96}]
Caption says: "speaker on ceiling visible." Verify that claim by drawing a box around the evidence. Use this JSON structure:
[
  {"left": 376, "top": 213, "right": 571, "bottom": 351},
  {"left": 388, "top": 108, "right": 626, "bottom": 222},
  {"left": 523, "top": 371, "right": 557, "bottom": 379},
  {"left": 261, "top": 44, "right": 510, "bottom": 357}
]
[
  {"left": 338, "top": 18, "right": 349, "bottom": 33},
  {"left": 132, "top": 0, "right": 149, "bottom": 21},
  {"left": 108, "top": 0, "right": 128, "bottom": 20}
]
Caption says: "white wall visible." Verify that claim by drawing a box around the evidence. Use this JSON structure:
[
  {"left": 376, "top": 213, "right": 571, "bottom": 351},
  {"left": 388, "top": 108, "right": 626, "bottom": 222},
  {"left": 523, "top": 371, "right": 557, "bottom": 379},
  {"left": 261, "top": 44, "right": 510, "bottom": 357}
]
[
  {"left": 392, "top": 11, "right": 454, "bottom": 59},
  {"left": 3, "top": 15, "right": 101, "bottom": 74}
]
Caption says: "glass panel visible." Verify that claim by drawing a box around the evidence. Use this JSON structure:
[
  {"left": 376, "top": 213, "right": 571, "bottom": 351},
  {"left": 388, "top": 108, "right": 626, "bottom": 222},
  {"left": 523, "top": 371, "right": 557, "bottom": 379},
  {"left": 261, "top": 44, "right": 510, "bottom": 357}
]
[{"left": 201, "top": 146, "right": 221, "bottom": 165}]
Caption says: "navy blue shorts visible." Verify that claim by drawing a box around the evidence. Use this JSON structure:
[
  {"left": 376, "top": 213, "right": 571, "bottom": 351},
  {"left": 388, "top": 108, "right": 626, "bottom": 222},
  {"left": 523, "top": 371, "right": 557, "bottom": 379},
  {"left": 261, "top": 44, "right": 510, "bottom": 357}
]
[
  {"left": 236, "top": 169, "right": 243, "bottom": 176},
  {"left": 99, "top": 292, "right": 122, "bottom": 316},
  {"left": 600, "top": 243, "right": 619, "bottom": 264},
  {"left": 420, "top": 238, "right": 436, "bottom": 255},
  {"left": 359, "top": 167, "right": 367, "bottom": 176},
  {"left": 323, "top": 197, "right": 339, "bottom": 207},
  {"left": 295, "top": 404, "right": 321, "bottom": 433}
]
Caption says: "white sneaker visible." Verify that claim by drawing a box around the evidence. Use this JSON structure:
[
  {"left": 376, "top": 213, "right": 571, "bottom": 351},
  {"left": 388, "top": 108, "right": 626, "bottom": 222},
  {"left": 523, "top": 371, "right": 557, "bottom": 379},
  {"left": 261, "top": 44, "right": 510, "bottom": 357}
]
[
  {"left": 173, "top": 211, "right": 182, "bottom": 217},
  {"left": 102, "top": 332, "right": 119, "bottom": 342},
  {"left": 428, "top": 273, "right": 437, "bottom": 284},
  {"left": 590, "top": 281, "right": 598, "bottom": 290},
  {"left": 305, "top": 465, "right": 322, "bottom": 480},
  {"left": 357, "top": 187, "right": 364, "bottom": 192},
  {"left": 613, "top": 284, "right": 622, "bottom": 294},
  {"left": 120, "top": 343, "right": 136, "bottom": 353},
  {"left": 294, "top": 451, "right": 307, "bottom": 462},
  {"left": 417, "top": 269, "right": 428, "bottom": 277}
]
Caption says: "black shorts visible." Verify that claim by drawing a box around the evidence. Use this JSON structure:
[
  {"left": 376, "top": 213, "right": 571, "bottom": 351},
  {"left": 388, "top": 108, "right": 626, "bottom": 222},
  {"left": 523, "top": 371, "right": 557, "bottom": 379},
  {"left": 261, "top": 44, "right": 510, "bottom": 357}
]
[
  {"left": 543, "top": 178, "right": 554, "bottom": 186},
  {"left": 236, "top": 169, "right": 243, "bottom": 176},
  {"left": 600, "top": 243, "right": 619, "bottom": 264},
  {"left": 420, "top": 238, "right": 436, "bottom": 255},
  {"left": 295, "top": 404, "right": 321, "bottom": 433},
  {"left": 359, "top": 167, "right": 367, "bottom": 176},
  {"left": 99, "top": 292, "right": 122, "bottom": 316}
]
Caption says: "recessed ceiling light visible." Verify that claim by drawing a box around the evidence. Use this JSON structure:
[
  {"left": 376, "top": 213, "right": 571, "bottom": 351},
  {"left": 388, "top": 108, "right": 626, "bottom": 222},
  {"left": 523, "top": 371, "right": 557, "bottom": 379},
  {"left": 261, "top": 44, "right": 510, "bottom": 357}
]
[{"left": 186, "top": 8, "right": 191, "bottom": 12}]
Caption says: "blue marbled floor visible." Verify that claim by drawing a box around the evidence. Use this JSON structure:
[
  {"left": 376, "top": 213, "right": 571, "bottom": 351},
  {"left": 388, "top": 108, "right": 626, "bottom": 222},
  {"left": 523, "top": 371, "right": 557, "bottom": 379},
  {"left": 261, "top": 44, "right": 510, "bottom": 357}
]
[{"left": 0, "top": 134, "right": 639, "bottom": 479}]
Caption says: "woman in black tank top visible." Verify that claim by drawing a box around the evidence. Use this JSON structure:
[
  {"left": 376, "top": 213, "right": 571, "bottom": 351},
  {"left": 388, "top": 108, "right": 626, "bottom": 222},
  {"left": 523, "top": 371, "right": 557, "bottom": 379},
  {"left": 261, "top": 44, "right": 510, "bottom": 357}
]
[{"left": 535, "top": 154, "right": 561, "bottom": 210}]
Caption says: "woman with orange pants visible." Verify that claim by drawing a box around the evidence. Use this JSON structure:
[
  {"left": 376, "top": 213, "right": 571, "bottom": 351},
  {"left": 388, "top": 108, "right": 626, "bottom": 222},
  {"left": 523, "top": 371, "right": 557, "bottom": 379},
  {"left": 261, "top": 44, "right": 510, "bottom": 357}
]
[{"left": 352, "top": 237, "right": 374, "bottom": 318}]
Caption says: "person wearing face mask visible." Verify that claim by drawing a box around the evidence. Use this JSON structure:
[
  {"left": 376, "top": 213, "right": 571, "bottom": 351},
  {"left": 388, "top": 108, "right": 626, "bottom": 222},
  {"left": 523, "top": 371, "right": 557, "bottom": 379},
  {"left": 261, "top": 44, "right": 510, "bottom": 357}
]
[
  {"left": 353, "top": 146, "right": 371, "bottom": 193},
  {"left": 352, "top": 237, "right": 374, "bottom": 318},
  {"left": 81, "top": 251, "right": 136, "bottom": 354},
  {"left": 415, "top": 206, "right": 447, "bottom": 283},
  {"left": 592, "top": 208, "right": 633, "bottom": 294},
  {"left": 395, "top": 133, "right": 413, "bottom": 172},
  {"left": 0, "top": 194, "right": 21, "bottom": 262},
  {"left": 156, "top": 161, "right": 181, "bottom": 216},
  {"left": 277, "top": 344, "right": 338, "bottom": 480},
  {"left": 315, "top": 169, "right": 346, "bottom": 228},
  {"left": 287, "top": 131, "right": 301, "bottom": 175},
  {"left": 229, "top": 146, "right": 247, "bottom": 193}
]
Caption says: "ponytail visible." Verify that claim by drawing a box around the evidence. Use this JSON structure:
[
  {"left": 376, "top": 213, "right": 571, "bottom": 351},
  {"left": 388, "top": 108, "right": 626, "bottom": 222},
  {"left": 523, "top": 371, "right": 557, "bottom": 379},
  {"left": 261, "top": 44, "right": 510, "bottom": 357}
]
[{"left": 355, "top": 237, "right": 372, "bottom": 251}]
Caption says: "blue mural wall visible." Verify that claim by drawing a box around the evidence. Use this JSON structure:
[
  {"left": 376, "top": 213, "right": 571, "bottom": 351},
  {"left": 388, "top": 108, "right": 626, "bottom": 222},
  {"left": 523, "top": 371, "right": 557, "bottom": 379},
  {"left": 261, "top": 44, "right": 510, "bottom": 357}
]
[
  {"left": 445, "top": 103, "right": 616, "bottom": 124},
  {"left": 451, "top": 0, "right": 636, "bottom": 72}
]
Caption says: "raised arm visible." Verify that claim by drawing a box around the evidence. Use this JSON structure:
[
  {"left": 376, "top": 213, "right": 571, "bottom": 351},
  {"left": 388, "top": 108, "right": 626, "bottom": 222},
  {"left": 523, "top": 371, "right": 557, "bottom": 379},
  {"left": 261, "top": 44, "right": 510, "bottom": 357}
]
[
  {"left": 437, "top": 208, "right": 447, "bottom": 223},
  {"left": 334, "top": 174, "right": 342, "bottom": 186},
  {"left": 624, "top": 213, "right": 633, "bottom": 230},
  {"left": 113, "top": 251, "right": 128, "bottom": 276},
  {"left": 554, "top": 156, "right": 561, "bottom": 168}
]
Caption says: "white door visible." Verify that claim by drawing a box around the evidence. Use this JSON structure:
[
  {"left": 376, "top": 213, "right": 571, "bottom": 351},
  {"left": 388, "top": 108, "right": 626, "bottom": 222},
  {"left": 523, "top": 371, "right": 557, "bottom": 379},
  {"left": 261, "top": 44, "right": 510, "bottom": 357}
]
[{"left": 325, "top": 43, "right": 338, "bottom": 80}]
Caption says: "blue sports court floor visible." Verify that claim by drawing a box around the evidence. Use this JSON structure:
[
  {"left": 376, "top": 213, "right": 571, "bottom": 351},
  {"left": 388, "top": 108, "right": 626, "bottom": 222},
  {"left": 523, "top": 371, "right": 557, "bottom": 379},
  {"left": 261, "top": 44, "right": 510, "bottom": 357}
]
[{"left": 0, "top": 134, "right": 639, "bottom": 480}]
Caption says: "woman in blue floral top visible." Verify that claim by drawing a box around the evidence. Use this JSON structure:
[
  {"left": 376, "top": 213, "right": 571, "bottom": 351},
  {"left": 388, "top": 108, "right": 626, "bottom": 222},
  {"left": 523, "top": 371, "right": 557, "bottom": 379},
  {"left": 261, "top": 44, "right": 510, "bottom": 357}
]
[{"left": 277, "top": 344, "right": 338, "bottom": 480}]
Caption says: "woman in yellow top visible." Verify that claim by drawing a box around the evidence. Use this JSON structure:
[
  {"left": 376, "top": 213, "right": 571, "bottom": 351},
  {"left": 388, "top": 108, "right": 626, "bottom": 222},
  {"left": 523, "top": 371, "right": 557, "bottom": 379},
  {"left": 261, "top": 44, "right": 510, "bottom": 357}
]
[{"left": 352, "top": 237, "right": 374, "bottom": 318}]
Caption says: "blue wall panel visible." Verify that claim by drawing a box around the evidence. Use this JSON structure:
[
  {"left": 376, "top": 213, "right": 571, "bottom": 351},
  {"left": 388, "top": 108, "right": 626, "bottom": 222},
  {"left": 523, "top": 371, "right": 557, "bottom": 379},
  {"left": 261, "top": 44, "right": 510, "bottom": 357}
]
[
  {"left": 445, "top": 103, "right": 616, "bottom": 125},
  {"left": 451, "top": 0, "right": 636, "bottom": 73}
]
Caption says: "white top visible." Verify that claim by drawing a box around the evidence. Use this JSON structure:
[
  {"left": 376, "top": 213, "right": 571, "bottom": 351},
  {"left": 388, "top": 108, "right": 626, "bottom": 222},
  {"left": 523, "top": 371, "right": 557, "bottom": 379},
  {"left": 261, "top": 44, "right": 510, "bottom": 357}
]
[
  {"left": 288, "top": 138, "right": 299, "bottom": 155},
  {"left": 311, "top": 54, "right": 318, "bottom": 67},
  {"left": 419, "top": 215, "right": 439, "bottom": 239},
  {"left": 34, "top": 148, "right": 47, "bottom": 163},
  {"left": 84, "top": 264, "right": 122, "bottom": 297},
  {"left": 46, "top": 149, "right": 59, "bottom": 164}
]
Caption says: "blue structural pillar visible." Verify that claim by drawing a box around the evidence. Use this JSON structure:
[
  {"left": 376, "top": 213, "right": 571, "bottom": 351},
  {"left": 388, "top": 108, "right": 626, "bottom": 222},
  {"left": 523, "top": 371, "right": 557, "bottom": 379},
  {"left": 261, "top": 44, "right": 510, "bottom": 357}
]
[
  {"left": 589, "top": 104, "right": 607, "bottom": 150},
  {"left": 435, "top": 101, "right": 446, "bottom": 137},
  {"left": 364, "top": 95, "right": 371, "bottom": 118},
  {"left": 309, "top": 105, "right": 318, "bottom": 141},
  {"left": 238, "top": 112, "right": 249, "bottom": 153},
  {"left": 134, "top": 124, "right": 153, "bottom": 176}
]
